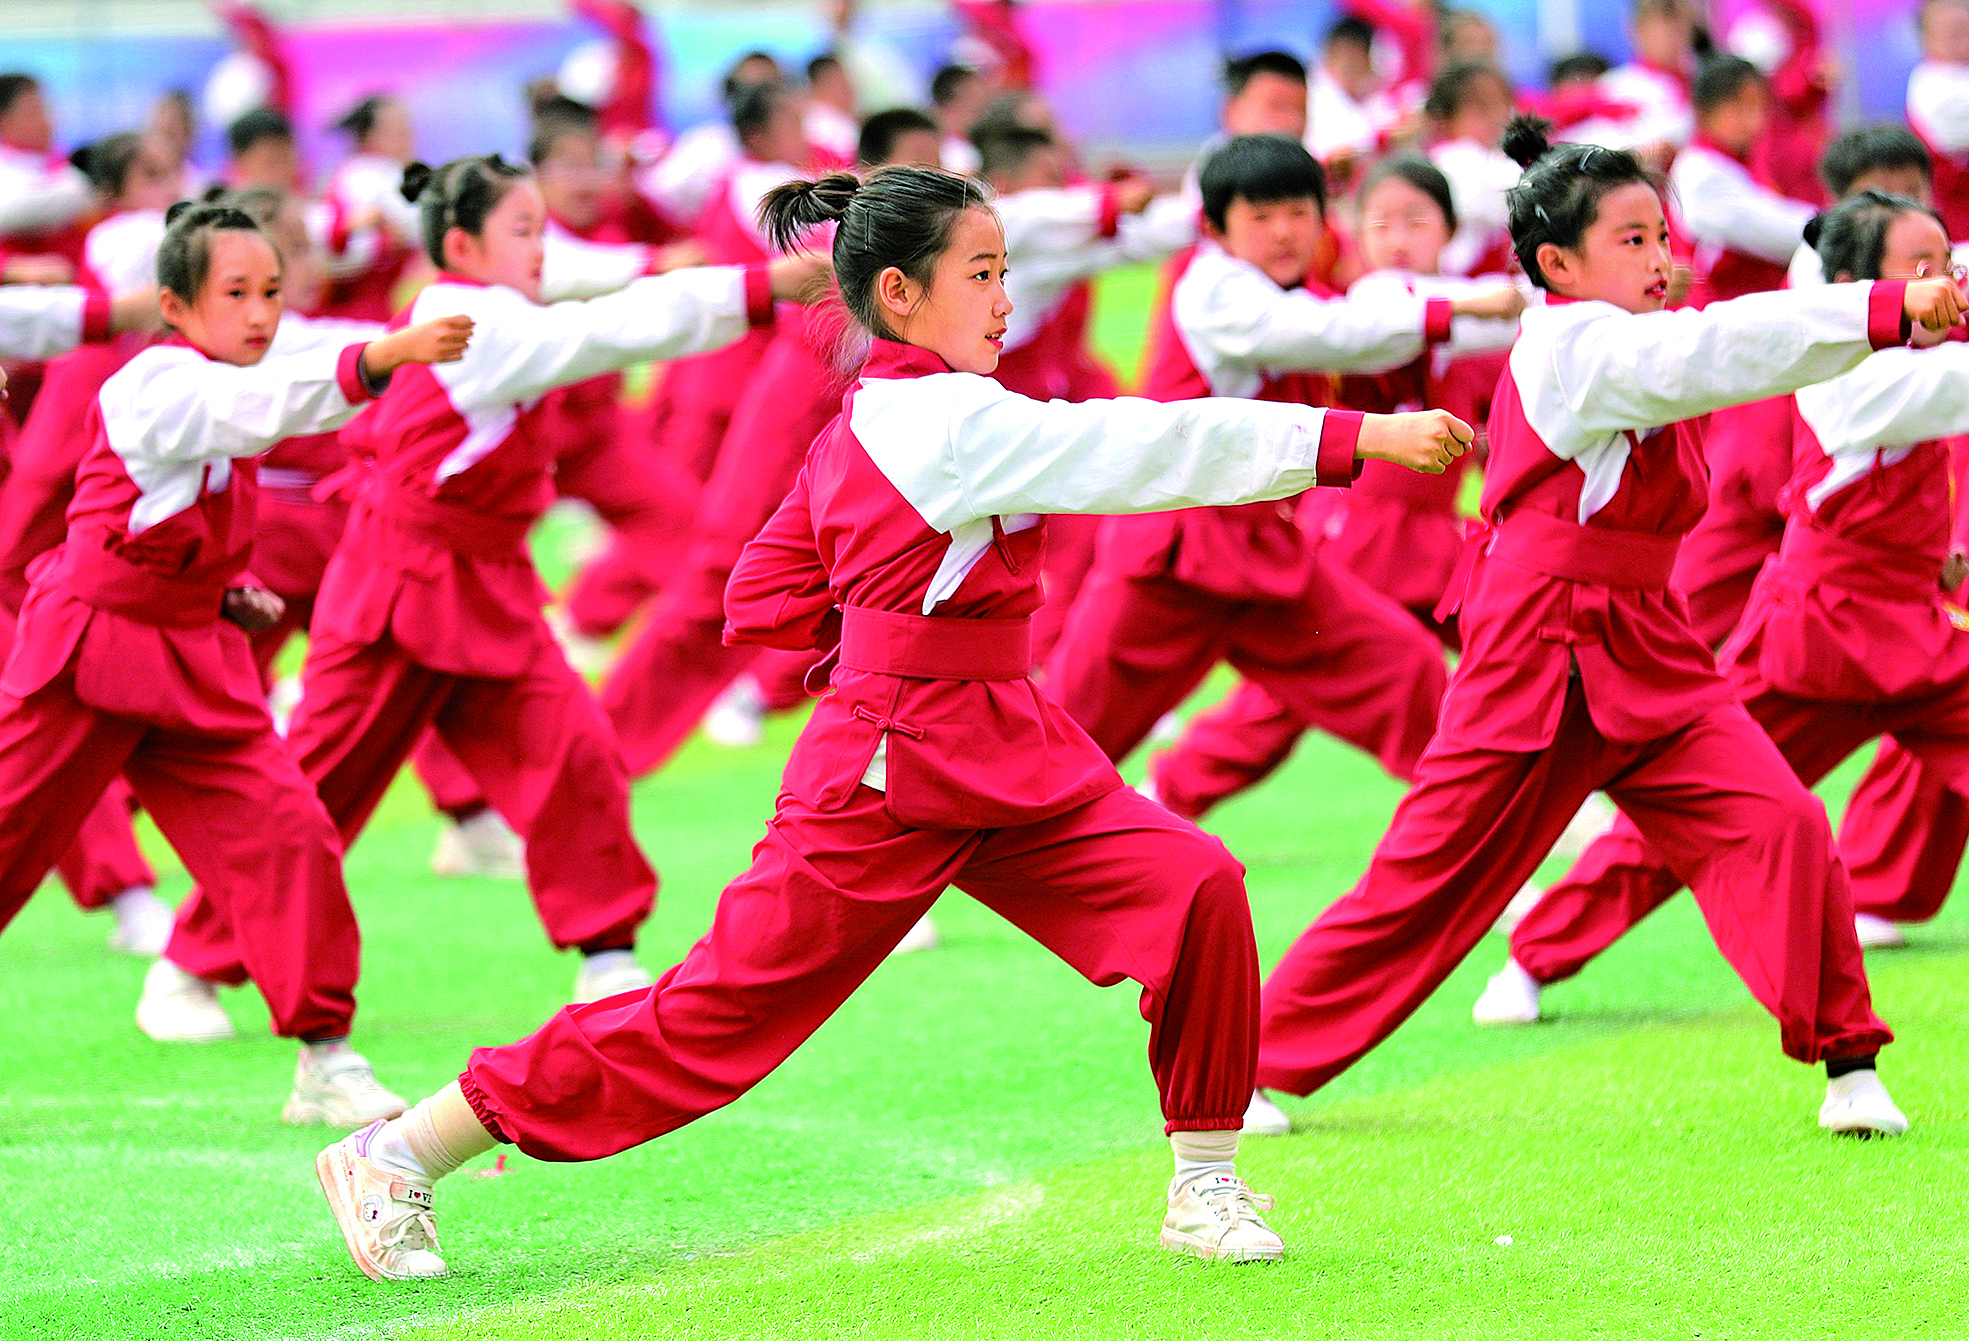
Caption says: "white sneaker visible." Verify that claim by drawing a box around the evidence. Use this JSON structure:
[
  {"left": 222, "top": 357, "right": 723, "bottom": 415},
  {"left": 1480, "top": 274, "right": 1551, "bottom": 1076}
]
[
  {"left": 283, "top": 1047, "right": 409, "bottom": 1128},
  {"left": 106, "top": 887, "right": 175, "bottom": 957},
  {"left": 1491, "top": 880, "right": 1546, "bottom": 936},
  {"left": 269, "top": 672, "right": 304, "bottom": 736},
  {"left": 1241, "top": 1089, "right": 1290, "bottom": 1137},
  {"left": 430, "top": 810, "right": 525, "bottom": 881},
  {"left": 574, "top": 949, "right": 655, "bottom": 1003},
  {"left": 1472, "top": 958, "right": 1543, "bottom": 1026},
  {"left": 1854, "top": 913, "right": 1908, "bottom": 950},
  {"left": 1160, "top": 1172, "right": 1284, "bottom": 1263},
  {"left": 702, "top": 676, "right": 766, "bottom": 749},
  {"left": 1552, "top": 792, "right": 1618, "bottom": 861},
  {"left": 1146, "top": 710, "right": 1186, "bottom": 748},
  {"left": 546, "top": 604, "right": 613, "bottom": 677},
  {"left": 1134, "top": 777, "right": 1164, "bottom": 807},
  {"left": 1818, "top": 1069, "right": 1909, "bottom": 1138},
  {"left": 316, "top": 1120, "right": 449, "bottom": 1281},
  {"left": 890, "top": 914, "right": 941, "bottom": 955},
  {"left": 135, "top": 958, "right": 235, "bottom": 1042}
]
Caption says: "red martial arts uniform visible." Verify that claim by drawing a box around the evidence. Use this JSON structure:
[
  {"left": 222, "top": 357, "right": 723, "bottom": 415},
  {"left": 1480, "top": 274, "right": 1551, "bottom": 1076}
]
[
  {"left": 1257, "top": 282, "right": 1907, "bottom": 1096},
  {"left": 455, "top": 336, "right": 1370, "bottom": 1159},
  {"left": 1510, "top": 341, "right": 1969, "bottom": 981},
  {"left": 1746, "top": 0, "right": 1832, "bottom": 210},
  {"left": 1908, "top": 59, "right": 1969, "bottom": 244},
  {"left": 0, "top": 337, "right": 378, "bottom": 1039},
  {"left": 1669, "top": 136, "right": 1815, "bottom": 309}
]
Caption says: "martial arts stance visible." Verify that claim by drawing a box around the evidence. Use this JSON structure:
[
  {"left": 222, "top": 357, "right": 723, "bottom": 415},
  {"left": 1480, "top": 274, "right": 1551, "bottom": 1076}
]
[{"left": 313, "top": 163, "right": 1474, "bottom": 1280}]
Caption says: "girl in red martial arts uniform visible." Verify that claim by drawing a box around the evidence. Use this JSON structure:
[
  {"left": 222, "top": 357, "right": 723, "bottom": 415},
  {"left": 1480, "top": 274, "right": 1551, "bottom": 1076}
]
[
  {"left": 1247, "top": 118, "right": 1964, "bottom": 1142},
  {"left": 312, "top": 163, "right": 1476, "bottom": 1281},
  {"left": 0, "top": 199, "right": 471, "bottom": 1122},
  {"left": 1476, "top": 191, "right": 1969, "bottom": 1028},
  {"left": 269, "top": 154, "right": 821, "bottom": 1006}
]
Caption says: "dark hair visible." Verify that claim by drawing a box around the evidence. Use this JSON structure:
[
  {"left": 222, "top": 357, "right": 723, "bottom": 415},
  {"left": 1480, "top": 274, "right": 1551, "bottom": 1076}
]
[
  {"left": 806, "top": 52, "right": 843, "bottom": 84},
  {"left": 71, "top": 132, "right": 146, "bottom": 198},
  {"left": 528, "top": 103, "right": 598, "bottom": 166},
  {"left": 1502, "top": 114, "right": 1655, "bottom": 288},
  {"left": 731, "top": 79, "right": 795, "bottom": 144},
  {"left": 332, "top": 93, "right": 395, "bottom": 142},
  {"left": 1224, "top": 49, "right": 1308, "bottom": 96},
  {"left": 1549, "top": 52, "right": 1611, "bottom": 84},
  {"left": 227, "top": 107, "right": 293, "bottom": 158},
  {"left": 157, "top": 198, "right": 271, "bottom": 301},
  {"left": 1691, "top": 54, "right": 1763, "bottom": 115},
  {"left": 722, "top": 50, "right": 781, "bottom": 103},
  {"left": 758, "top": 166, "right": 990, "bottom": 340},
  {"left": 218, "top": 183, "right": 288, "bottom": 232},
  {"left": 1324, "top": 16, "right": 1376, "bottom": 52},
  {"left": 1820, "top": 124, "right": 1932, "bottom": 198},
  {"left": 858, "top": 107, "right": 939, "bottom": 167},
  {"left": 400, "top": 154, "right": 530, "bottom": 268},
  {"left": 930, "top": 62, "right": 979, "bottom": 108},
  {"left": 1199, "top": 133, "right": 1326, "bottom": 232},
  {"left": 1425, "top": 60, "right": 1511, "bottom": 122},
  {"left": 0, "top": 74, "right": 40, "bottom": 119},
  {"left": 1807, "top": 189, "right": 1945, "bottom": 282},
  {"left": 1360, "top": 155, "right": 1458, "bottom": 235},
  {"left": 974, "top": 123, "right": 1055, "bottom": 181}
]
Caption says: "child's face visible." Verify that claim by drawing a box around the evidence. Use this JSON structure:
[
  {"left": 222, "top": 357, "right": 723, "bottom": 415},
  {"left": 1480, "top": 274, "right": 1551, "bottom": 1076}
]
[
  {"left": 994, "top": 143, "right": 1069, "bottom": 194},
  {"left": 0, "top": 87, "right": 53, "bottom": 154},
  {"left": 881, "top": 206, "right": 1011, "bottom": 375},
  {"left": 1701, "top": 81, "right": 1770, "bottom": 156},
  {"left": 233, "top": 137, "right": 298, "bottom": 190},
  {"left": 1359, "top": 175, "right": 1450, "bottom": 276},
  {"left": 446, "top": 179, "right": 546, "bottom": 303},
  {"left": 1223, "top": 73, "right": 1308, "bottom": 139},
  {"left": 1925, "top": 0, "right": 1969, "bottom": 62},
  {"left": 747, "top": 95, "right": 811, "bottom": 167},
  {"left": 1873, "top": 210, "right": 1953, "bottom": 281},
  {"left": 162, "top": 230, "right": 284, "bottom": 366},
  {"left": 1848, "top": 166, "right": 1933, "bottom": 205},
  {"left": 1631, "top": 5, "right": 1694, "bottom": 68},
  {"left": 1212, "top": 194, "right": 1323, "bottom": 288},
  {"left": 366, "top": 100, "right": 415, "bottom": 162},
  {"left": 121, "top": 139, "right": 181, "bottom": 213},
  {"left": 880, "top": 128, "right": 944, "bottom": 169},
  {"left": 1537, "top": 181, "right": 1672, "bottom": 314},
  {"left": 536, "top": 130, "right": 606, "bottom": 231},
  {"left": 271, "top": 200, "right": 326, "bottom": 314},
  {"left": 1451, "top": 71, "right": 1515, "bottom": 149}
]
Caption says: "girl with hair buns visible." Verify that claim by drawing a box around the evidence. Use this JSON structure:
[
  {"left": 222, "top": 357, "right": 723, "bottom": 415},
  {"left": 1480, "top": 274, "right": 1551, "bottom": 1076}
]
[
  {"left": 312, "top": 163, "right": 1473, "bottom": 1282},
  {"left": 0, "top": 198, "right": 471, "bottom": 1121},
  {"left": 1251, "top": 117, "right": 1964, "bottom": 1142}
]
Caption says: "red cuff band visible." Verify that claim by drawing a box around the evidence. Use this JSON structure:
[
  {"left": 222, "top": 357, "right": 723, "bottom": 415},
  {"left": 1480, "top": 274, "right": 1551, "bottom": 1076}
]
[
  {"left": 1868, "top": 280, "right": 1909, "bottom": 350},
  {"left": 336, "top": 344, "right": 378, "bottom": 403},
  {"left": 742, "top": 264, "right": 776, "bottom": 326},
  {"left": 1315, "top": 409, "right": 1366, "bottom": 486},
  {"left": 1095, "top": 183, "right": 1123, "bottom": 240},
  {"left": 79, "top": 293, "right": 112, "bottom": 342},
  {"left": 1423, "top": 296, "right": 1454, "bottom": 344}
]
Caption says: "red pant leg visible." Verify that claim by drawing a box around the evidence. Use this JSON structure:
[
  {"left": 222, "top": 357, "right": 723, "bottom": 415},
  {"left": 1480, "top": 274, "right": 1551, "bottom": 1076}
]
[
  {"left": 1257, "top": 690, "right": 1606, "bottom": 1097},
  {"left": 134, "top": 723, "right": 360, "bottom": 1041},
  {"left": 55, "top": 781, "right": 155, "bottom": 909},
  {"left": 1148, "top": 680, "right": 1304, "bottom": 821},
  {"left": 956, "top": 786, "right": 1257, "bottom": 1132},
  {"left": 602, "top": 611, "right": 760, "bottom": 778},
  {"left": 434, "top": 654, "right": 655, "bottom": 952},
  {"left": 1508, "top": 813, "right": 1682, "bottom": 983},
  {"left": 1042, "top": 569, "right": 1231, "bottom": 762},
  {"left": 463, "top": 788, "right": 968, "bottom": 1160},
  {"left": 411, "top": 732, "right": 489, "bottom": 821},
  {"left": 1838, "top": 739, "right": 1969, "bottom": 923}
]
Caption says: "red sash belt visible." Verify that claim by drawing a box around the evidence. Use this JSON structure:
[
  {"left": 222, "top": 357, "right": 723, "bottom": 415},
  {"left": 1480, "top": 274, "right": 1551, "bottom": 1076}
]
[
  {"left": 837, "top": 607, "right": 1032, "bottom": 681},
  {"left": 1777, "top": 524, "right": 1938, "bottom": 601},
  {"left": 1435, "top": 510, "right": 1682, "bottom": 622},
  {"left": 370, "top": 483, "right": 532, "bottom": 560},
  {"left": 51, "top": 543, "right": 228, "bottom": 627}
]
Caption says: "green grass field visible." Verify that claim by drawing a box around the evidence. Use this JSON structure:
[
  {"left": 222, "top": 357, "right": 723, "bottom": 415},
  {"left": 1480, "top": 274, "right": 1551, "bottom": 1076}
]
[{"left": 3, "top": 267, "right": 1966, "bottom": 1340}]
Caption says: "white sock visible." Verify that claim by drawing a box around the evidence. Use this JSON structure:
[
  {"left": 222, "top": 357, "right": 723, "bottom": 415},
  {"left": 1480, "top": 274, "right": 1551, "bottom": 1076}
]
[
  {"left": 367, "top": 1118, "right": 429, "bottom": 1181},
  {"left": 371, "top": 1082, "right": 497, "bottom": 1182},
  {"left": 583, "top": 948, "right": 636, "bottom": 973},
  {"left": 1170, "top": 1129, "right": 1239, "bottom": 1190},
  {"left": 302, "top": 1038, "right": 352, "bottom": 1069}
]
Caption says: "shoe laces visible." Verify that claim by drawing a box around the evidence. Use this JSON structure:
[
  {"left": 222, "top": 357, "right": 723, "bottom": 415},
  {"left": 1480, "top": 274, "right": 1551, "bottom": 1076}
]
[
  {"left": 1191, "top": 1175, "right": 1275, "bottom": 1229},
  {"left": 377, "top": 1185, "right": 441, "bottom": 1257},
  {"left": 314, "top": 1052, "right": 389, "bottom": 1095}
]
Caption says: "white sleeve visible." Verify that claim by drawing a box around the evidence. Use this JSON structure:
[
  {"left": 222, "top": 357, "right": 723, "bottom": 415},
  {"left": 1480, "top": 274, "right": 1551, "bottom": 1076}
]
[
  {"left": 268, "top": 312, "right": 388, "bottom": 354},
  {"left": 0, "top": 163, "right": 91, "bottom": 236},
  {"left": 1360, "top": 271, "right": 1524, "bottom": 357},
  {"left": 1525, "top": 283, "right": 1887, "bottom": 450},
  {"left": 1672, "top": 155, "right": 1814, "bottom": 264},
  {"left": 305, "top": 200, "right": 383, "bottom": 279},
  {"left": 101, "top": 344, "right": 370, "bottom": 471},
  {"left": 852, "top": 372, "right": 1350, "bottom": 530},
  {"left": 1179, "top": 256, "right": 1430, "bottom": 374},
  {"left": 1788, "top": 241, "right": 1825, "bottom": 287},
  {"left": 540, "top": 230, "right": 652, "bottom": 302},
  {"left": 0, "top": 283, "right": 88, "bottom": 359},
  {"left": 425, "top": 266, "right": 757, "bottom": 411},
  {"left": 995, "top": 186, "right": 1112, "bottom": 260},
  {"left": 1910, "top": 62, "right": 1969, "bottom": 156},
  {"left": 1111, "top": 192, "right": 1199, "bottom": 261},
  {"left": 1796, "top": 345, "right": 1969, "bottom": 456}
]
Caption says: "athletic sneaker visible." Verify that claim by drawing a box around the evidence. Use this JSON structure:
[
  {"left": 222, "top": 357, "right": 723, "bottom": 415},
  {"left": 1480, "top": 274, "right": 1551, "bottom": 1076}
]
[
  {"left": 317, "top": 1120, "right": 449, "bottom": 1281},
  {"left": 1819, "top": 1070, "right": 1910, "bottom": 1138},
  {"left": 890, "top": 914, "right": 941, "bottom": 955},
  {"left": 429, "top": 810, "right": 525, "bottom": 880},
  {"left": 1160, "top": 1172, "right": 1284, "bottom": 1263},
  {"left": 1241, "top": 1089, "right": 1290, "bottom": 1137},
  {"left": 1552, "top": 792, "right": 1619, "bottom": 861},
  {"left": 574, "top": 949, "right": 655, "bottom": 1003},
  {"left": 1490, "top": 880, "right": 1546, "bottom": 936},
  {"left": 106, "top": 888, "right": 175, "bottom": 957},
  {"left": 702, "top": 676, "right": 766, "bottom": 749},
  {"left": 283, "top": 1048, "right": 409, "bottom": 1128},
  {"left": 1854, "top": 913, "right": 1908, "bottom": 950},
  {"left": 134, "top": 958, "right": 235, "bottom": 1042},
  {"left": 1472, "top": 958, "right": 1543, "bottom": 1026}
]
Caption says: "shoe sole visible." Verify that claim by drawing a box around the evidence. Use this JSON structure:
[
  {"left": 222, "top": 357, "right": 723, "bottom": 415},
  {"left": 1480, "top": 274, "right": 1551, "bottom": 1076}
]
[
  {"left": 315, "top": 1144, "right": 447, "bottom": 1283},
  {"left": 1471, "top": 1009, "right": 1541, "bottom": 1027},
  {"left": 285, "top": 1095, "right": 409, "bottom": 1128},
  {"left": 134, "top": 1008, "right": 235, "bottom": 1044},
  {"left": 1158, "top": 1228, "right": 1284, "bottom": 1263},
  {"left": 1821, "top": 1117, "right": 1909, "bottom": 1139}
]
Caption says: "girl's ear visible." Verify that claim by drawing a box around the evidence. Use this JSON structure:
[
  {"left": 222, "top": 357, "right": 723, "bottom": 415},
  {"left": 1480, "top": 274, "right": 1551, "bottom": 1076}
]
[
  {"left": 1534, "top": 240, "right": 1571, "bottom": 287},
  {"left": 1833, "top": 269, "right": 1855, "bottom": 284},
  {"left": 874, "top": 264, "right": 917, "bottom": 324},
  {"left": 440, "top": 225, "right": 471, "bottom": 274},
  {"left": 158, "top": 287, "right": 189, "bottom": 330}
]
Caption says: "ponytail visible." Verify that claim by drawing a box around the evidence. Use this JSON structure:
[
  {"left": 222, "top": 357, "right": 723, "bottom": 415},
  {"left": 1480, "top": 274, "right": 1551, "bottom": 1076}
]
[
  {"left": 399, "top": 153, "right": 530, "bottom": 268},
  {"left": 1502, "top": 113, "right": 1655, "bottom": 288}
]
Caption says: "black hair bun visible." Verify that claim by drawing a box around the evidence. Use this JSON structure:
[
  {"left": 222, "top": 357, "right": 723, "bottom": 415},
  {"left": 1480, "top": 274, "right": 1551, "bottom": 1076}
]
[
  {"left": 1802, "top": 211, "right": 1826, "bottom": 250},
  {"left": 200, "top": 182, "right": 229, "bottom": 203},
  {"left": 1502, "top": 114, "right": 1555, "bottom": 171},
  {"left": 67, "top": 141, "right": 95, "bottom": 177},
  {"left": 400, "top": 161, "right": 435, "bottom": 203},
  {"left": 164, "top": 198, "right": 198, "bottom": 226}
]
